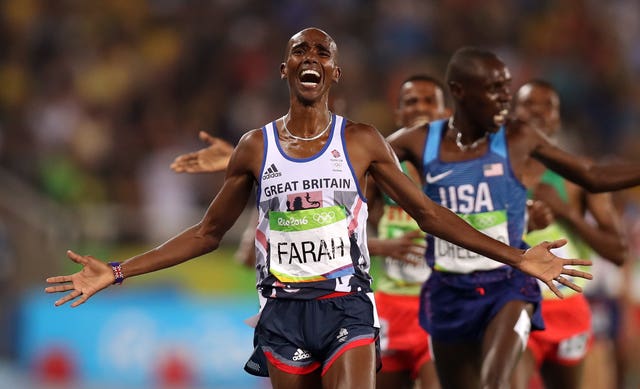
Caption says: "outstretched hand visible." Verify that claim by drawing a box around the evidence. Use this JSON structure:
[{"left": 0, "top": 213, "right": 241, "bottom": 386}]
[
  {"left": 519, "top": 239, "right": 592, "bottom": 299},
  {"left": 45, "top": 250, "right": 115, "bottom": 307},
  {"left": 170, "top": 131, "right": 234, "bottom": 173}
]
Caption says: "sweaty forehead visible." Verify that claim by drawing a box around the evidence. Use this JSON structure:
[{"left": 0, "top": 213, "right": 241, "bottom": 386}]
[
  {"left": 288, "top": 29, "right": 336, "bottom": 52},
  {"left": 476, "top": 57, "right": 510, "bottom": 81}
]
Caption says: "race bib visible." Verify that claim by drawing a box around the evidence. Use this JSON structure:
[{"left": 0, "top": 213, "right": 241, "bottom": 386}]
[
  {"left": 557, "top": 333, "right": 589, "bottom": 360},
  {"left": 433, "top": 210, "right": 509, "bottom": 273},
  {"left": 268, "top": 205, "right": 354, "bottom": 282}
]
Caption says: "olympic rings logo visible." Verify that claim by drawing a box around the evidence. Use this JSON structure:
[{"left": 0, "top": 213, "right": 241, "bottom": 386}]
[{"left": 313, "top": 211, "right": 335, "bottom": 223}]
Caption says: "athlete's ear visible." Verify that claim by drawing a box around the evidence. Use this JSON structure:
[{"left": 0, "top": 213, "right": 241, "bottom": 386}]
[
  {"left": 332, "top": 66, "right": 341, "bottom": 84},
  {"left": 448, "top": 81, "right": 463, "bottom": 101},
  {"left": 280, "top": 62, "right": 287, "bottom": 79}
]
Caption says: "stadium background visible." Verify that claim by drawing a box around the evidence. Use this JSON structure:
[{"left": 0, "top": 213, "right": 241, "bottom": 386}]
[{"left": 1, "top": 0, "right": 639, "bottom": 388}]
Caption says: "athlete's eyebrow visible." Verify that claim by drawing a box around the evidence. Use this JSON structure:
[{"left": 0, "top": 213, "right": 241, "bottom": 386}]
[
  {"left": 290, "top": 41, "right": 331, "bottom": 54},
  {"left": 291, "top": 42, "right": 310, "bottom": 51},
  {"left": 314, "top": 43, "right": 330, "bottom": 52}
]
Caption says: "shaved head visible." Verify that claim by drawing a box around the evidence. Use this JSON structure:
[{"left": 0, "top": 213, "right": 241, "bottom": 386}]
[
  {"left": 285, "top": 27, "right": 338, "bottom": 63},
  {"left": 445, "top": 47, "right": 500, "bottom": 85}
]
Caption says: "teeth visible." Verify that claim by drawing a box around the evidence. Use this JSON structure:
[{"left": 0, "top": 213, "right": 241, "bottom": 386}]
[
  {"left": 494, "top": 109, "right": 509, "bottom": 124},
  {"left": 410, "top": 116, "right": 431, "bottom": 126},
  {"left": 301, "top": 70, "right": 320, "bottom": 77}
]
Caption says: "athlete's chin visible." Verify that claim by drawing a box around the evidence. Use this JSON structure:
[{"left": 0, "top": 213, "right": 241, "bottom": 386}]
[{"left": 295, "top": 85, "right": 326, "bottom": 103}]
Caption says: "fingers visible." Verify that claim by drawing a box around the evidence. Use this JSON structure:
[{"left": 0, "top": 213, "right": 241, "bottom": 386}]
[
  {"left": 67, "top": 250, "right": 89, "bottom": 265},
  {"left": 46, "top": 275, "right": 72, "bottom": 284},
  {"left": 71, "top": 294, "right": 90, "bottom": 308},
  {"left": 170, "top": 153, "right": 198, "bottom": 172},
  {"left": 554, "top": 276, "right": 583, "bottom": 293},
  {"left": 199, "top": 131, "right": 216, "bottom": 144},
  {"left": 545, "top": 239, "right": 567, "bottom": 249},
  {"left": 410, "top": 246, "right": 426, "bottom": 256},
  {"left": 51, "top": 286, "right": 91, "bottom": 308},
  {"left": 171, "top": 156, "right": 205, "bottom": 173},
  {"left": 54, "top": 290, "right": 82, "bottom": 307},
  {"left": 401, "top": 255, "right": 422, "bottom": 265},
  {"left": 564, "top": 258, "right": 593, "bottom": 267},
  {"left": 562, "top": 267, "right": 593, "bottom": 280},
  {"left": 200, "top": 132, "right": 233, "bottom": 152},
  {"left": 45, "top": 284, "right": 75, "bottom": 293},
  {"left": 544, "top": 281, "right": 564, "bottom": 299}
]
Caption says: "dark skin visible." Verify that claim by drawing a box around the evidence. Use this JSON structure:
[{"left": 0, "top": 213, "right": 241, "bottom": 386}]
[
  {"left": 388, "top": 51, "right": 637, "bottom": 389},
  {"left": 367, "top": 78, "right": 450, "bottom": 389},
  {"left": 511, "top": 82, "right": 628, "bottom": 389},
  {"left": 45, "top": 31, "right": 592, "bottom": 389}
]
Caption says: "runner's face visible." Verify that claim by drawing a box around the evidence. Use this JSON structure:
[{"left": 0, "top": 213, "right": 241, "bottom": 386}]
[
  {"left": 462, "top": 58, "right": 512, "bottom": 132},
  {"left": 281, "top": 29, "right": 340, "bottom": 104},
  {"left": 514, "top": 84, "right": 560, "bottom": 136},
  {"left": 396, "top": 81, "right": 447, "bottom": 127}
]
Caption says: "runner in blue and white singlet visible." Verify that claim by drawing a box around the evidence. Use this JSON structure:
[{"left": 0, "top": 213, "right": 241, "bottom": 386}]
[
  {"left": 422, "top": 119, "right": 529, "bottom": 273},
  {"left": 254, "top": 113, "right": 373, "bottom": 301},
  {"left": 420, "top": 118, "right": 544, "bottom": 341}
]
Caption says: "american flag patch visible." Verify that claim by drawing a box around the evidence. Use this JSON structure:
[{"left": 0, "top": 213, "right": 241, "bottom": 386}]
[{"left": 483, "top": 163, "right": 504, "bottom": 177}]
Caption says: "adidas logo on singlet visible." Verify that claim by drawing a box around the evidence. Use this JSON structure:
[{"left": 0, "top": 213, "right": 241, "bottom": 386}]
[
  {"left": 292, "top": 348, "right": 311, "bottom": 361},
  {"left": 263, "top": 163, "right": 282, "bottom": 180}
]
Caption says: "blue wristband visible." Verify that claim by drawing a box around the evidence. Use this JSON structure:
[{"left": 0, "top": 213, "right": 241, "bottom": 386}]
[{"left": 108, "top": 262, "right": 125, "bottom": 285}]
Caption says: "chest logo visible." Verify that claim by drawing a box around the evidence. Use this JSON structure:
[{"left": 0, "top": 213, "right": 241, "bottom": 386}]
[
  {"left": 425, "top": 170, "right": 453, "bottom": 184},
  {"left": 263, "top": 163, "right": 282, "bottom": 180}
]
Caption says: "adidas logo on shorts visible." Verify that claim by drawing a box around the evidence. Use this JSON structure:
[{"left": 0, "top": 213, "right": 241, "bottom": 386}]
[
  {"left": 337, "top": 328, "right": 349, "bottom": 342},
  {"left": 292, "top": 348, "right": 311, "bottom": 361},
  {"left": 245, "top": 360, "right": 260, "bottom": 372}
]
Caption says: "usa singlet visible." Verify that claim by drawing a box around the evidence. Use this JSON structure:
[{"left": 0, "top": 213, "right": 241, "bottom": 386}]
[
  {"left": 422, "top": 119, "right": 528, "bottom": 274},
  {"left": 254, "top": 114, "right": 372, "bottom": 300}
]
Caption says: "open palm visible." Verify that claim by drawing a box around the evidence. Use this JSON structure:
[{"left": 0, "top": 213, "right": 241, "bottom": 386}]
[
  {"left": 45, "top": 250, "right": 115, "bottom": 307},
  {"left": 519, "top": 239, "right": 592, "bottom": 299}
]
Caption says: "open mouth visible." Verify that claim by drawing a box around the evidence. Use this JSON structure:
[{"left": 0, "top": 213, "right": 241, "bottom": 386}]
[
  {"left": 299, "top": 69, "right": 321, "bottom": 87},
  {"left": 493, "top": 109, "right": 509, "bottom": 125},
  {"left": 409, "top": 115, "right": 431, "bottom": 127}
]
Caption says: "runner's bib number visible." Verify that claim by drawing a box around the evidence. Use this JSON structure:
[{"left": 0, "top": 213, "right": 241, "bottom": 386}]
[
  {"left": 433, "top": 210, "right": 509, "bottom": 273},
  {"left": 268, "top": 205, "right": 354, "bottom": 282}
]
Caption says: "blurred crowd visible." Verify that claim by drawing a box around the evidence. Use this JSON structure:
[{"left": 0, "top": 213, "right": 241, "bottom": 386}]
[{"left": 1, "top": 0, "right": 640, "bottom": 244}]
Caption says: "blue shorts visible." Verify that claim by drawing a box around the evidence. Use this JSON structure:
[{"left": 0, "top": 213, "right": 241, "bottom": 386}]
[
  {"left": 244, "top": 292, "right": 380, "bottom": 377},
  {"left": 420, "top": 267, "right": 544, "bottom": 342}
]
